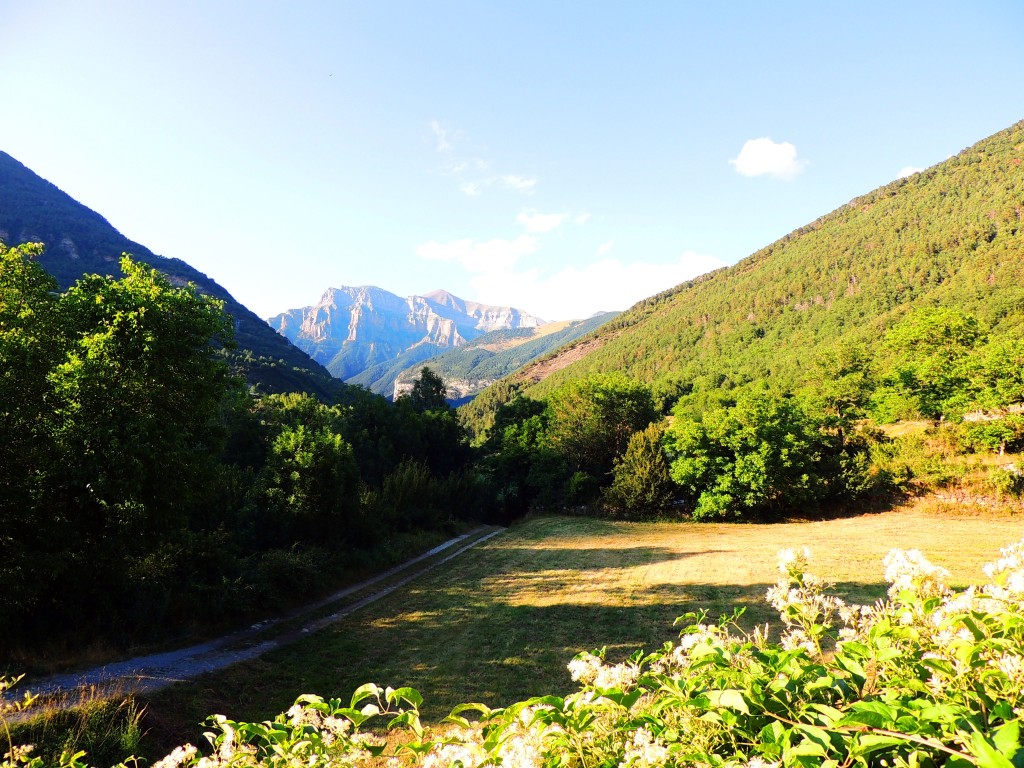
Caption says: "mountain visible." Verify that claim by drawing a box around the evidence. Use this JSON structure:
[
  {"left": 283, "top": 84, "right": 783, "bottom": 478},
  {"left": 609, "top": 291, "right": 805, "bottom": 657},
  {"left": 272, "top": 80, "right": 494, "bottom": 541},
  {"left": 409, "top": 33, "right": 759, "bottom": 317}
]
[
  {"left": 462, "top": 119, "right": 1024, "bottom": 433},
  {"left": 0, "top": 151, "right": 342, "bottom": 400},
  {"left": 388, "top": 312, "right": 620, "bottom": 402},
  {"left": 269, "top": 286, "right": 546, "bottom": 392}
]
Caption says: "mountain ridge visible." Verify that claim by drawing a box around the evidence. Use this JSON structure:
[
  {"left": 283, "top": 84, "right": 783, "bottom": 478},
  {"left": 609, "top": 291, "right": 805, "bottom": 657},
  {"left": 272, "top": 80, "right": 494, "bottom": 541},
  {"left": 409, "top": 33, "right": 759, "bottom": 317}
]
[
  {"left": 461, "top": 118, "right": 1024, "bottom": 433},
  {"left": 0, "top": 151, "right": 342, "bottom": 400},
  {"left": 269, "top": 285, "right": 546, "bottom": 386}
]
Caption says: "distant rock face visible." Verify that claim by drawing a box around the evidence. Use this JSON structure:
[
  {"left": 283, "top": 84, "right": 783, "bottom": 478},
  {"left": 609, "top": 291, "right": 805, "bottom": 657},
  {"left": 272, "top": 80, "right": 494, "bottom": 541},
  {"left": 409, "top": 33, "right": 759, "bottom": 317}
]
[{"left": 268, "top": 287, "right": 545, "bottom": 382}]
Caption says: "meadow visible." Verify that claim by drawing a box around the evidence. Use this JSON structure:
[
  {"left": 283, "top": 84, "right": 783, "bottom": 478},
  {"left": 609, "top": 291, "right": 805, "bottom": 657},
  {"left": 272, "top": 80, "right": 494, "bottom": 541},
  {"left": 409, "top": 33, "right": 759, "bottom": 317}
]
[{"left": 138, "top": 504, "right": 1024, "bottom": 758}]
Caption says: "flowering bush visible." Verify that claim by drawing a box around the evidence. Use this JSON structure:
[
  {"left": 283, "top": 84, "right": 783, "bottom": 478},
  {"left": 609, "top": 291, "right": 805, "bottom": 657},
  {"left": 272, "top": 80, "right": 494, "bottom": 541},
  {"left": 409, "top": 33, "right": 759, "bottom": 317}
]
[{"left": 8, "top": 537, "right": 1024, "bottom": 767}]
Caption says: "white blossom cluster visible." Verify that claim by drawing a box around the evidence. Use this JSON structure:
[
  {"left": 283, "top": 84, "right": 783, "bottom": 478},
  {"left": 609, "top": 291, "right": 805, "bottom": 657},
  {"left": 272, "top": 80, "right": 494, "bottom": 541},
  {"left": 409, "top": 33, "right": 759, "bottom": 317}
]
[
  {"left": 419, "top": 727, "right": 488, "bottom": 768},
  {"left": 882, "top": 548, "right": 951, "bottom": 600},
  {"left": 982, "top": 537, "right": 1024, "bottom": 594},
  {"left": 619, "top": 726, "right": 669, "bottom": 768},
  {"left": 567, "top": 651, "right": 641, "bottom": 690}
]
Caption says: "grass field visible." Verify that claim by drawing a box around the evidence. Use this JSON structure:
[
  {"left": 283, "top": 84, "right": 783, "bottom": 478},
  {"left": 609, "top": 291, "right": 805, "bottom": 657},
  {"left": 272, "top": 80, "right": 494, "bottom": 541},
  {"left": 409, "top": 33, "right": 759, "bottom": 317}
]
[{"left": 140, "top": 505, "right": 1024, "bottom": 758}]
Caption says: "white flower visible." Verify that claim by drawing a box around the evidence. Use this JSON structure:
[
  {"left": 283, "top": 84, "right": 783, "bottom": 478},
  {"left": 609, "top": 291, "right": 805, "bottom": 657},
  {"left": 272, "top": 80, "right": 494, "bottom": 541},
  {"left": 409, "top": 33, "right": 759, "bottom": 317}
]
[
  {"left": 152, "top": 744, "right": 198, "bottom": 768},
  {"left": 594, "top": 662, "right": 640, "bottom": 690},
  {"left": 998, "top": 654, "right": 1024, "bottom": 680},
  {"left": 620, "top": 726, "right": 669, "bottom": 768},
  {"left": 883, "top": 549, "right": 950, "bottom": 600},
  {"left": 568, "top": 652, "right": 603, "bottom": 685}
]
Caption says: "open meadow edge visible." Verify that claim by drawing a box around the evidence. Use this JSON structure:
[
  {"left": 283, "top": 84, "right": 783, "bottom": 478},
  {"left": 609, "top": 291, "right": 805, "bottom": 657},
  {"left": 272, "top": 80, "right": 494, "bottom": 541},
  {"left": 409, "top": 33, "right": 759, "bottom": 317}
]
[{"left": 139, "top": 505, "right": 1024, "bottom": 756}]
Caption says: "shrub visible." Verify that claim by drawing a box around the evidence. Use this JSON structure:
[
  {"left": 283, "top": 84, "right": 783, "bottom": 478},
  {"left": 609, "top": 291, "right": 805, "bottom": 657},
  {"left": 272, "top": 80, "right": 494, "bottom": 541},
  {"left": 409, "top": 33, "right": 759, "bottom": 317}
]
[{"left": 602, "top": 423, "right": 676, "bottom": 518}]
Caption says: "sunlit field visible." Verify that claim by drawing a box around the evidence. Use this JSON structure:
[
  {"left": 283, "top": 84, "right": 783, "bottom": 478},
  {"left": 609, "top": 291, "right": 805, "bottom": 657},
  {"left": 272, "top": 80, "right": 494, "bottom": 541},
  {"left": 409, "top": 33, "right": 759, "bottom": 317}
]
[{"left": 142, "top": 505, "right": 1023, "bottom": 757}]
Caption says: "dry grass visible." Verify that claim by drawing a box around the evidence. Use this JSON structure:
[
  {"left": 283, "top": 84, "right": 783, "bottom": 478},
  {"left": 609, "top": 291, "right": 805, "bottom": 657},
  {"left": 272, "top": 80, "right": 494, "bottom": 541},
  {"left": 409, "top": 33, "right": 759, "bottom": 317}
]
[{"left": 138, "top": 503, "right": 1023, "bottom": 759}]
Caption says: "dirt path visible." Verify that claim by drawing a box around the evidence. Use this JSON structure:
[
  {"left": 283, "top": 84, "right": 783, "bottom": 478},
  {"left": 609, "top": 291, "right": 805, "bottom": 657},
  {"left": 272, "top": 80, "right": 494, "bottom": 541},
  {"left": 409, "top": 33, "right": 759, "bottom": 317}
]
[{"left": 13, "top": 527, "right": 504, "bottom": 703}]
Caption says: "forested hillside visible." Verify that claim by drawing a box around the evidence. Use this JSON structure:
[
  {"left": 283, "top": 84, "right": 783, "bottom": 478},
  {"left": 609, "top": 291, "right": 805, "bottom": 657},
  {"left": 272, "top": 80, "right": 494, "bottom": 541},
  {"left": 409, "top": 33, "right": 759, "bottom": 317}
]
[
  {"left": 384, "top": 312, "right": 619, "bottom": 401},
  {"left": 463, "top": 120, "right": 1024, "bottom": 432},
  {"left": 0, "top": 152, "right": 341, "bottom": 398}
]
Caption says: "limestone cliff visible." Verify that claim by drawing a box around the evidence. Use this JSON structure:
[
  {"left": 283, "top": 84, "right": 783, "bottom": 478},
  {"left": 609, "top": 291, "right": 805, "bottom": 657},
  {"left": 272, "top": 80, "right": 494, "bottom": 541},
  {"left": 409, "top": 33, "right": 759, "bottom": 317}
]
[{"left": 268, "top": 287, "right": 544, "bottom": 382}]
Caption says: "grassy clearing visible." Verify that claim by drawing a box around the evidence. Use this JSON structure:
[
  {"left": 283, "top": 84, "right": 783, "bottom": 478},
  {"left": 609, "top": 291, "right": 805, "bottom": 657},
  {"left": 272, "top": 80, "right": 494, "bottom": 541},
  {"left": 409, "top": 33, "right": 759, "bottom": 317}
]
[{"left": 138, "top": 504, "right": 1023, "bottom": 759}]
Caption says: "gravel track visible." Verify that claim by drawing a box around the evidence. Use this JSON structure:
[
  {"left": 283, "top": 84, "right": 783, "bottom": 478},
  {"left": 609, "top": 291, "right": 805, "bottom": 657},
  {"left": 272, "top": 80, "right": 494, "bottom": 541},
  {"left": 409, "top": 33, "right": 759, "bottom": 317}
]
[{"left": 10, "top": 527, "right": 504, "bottom": 704}]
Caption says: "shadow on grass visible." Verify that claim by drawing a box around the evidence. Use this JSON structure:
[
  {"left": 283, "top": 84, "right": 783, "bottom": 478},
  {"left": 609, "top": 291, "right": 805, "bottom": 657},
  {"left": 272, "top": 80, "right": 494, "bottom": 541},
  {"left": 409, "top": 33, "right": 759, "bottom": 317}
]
[{"left": 137, "top": 577, "right": 889, "bottom": 761}]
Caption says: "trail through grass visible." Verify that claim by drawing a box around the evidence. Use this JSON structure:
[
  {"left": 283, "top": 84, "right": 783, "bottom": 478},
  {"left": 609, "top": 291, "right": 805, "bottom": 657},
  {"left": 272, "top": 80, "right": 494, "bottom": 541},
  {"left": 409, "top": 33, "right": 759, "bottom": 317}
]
[{"left": 141, "top": 506, "right": 1023, "bottom": 758}]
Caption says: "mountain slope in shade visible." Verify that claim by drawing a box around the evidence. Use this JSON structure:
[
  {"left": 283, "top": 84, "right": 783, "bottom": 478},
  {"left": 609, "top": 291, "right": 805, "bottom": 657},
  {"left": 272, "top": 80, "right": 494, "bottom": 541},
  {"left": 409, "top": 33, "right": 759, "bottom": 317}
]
[
  {"left": 462, "top": 119, "right": 1024, "bottom": 432},
  {"left": 0, "top": 151, "right": 342, "bottom": 399},
  {"left": 269, "top": 286, "right": 546, "bottom": 385},
  {"left": 388, "top": 312, "right": 620, "bottom": 402}
]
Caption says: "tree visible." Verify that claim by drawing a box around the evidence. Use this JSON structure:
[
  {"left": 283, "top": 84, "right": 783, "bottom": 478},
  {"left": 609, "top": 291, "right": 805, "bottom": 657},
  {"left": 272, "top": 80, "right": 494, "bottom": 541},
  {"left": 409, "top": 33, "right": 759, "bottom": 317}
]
[
  {"left": 802, "top": 342, "right": 872, "bottom": 447},
  {"left": 1, "top": 251, "right": 240, "bottom": 638},
  {"left": 408, "top": 366, "right": 448, "bottom": 413},
  {"left": 544, "top": 374, "right": 657, "bottom": 480},
  {"left": 258, "top": 424, "right": 360, "bottom": 545},
  {"left": 664, "top": 390, "right": 827, "bottom": 520},
  {"left": 960, "top": 337, "right": 1024, "bottom": 414},
  {"left": 871, "top": 308, "right": 985, "bottom": 421},
  {"left": 49, "top": 257, "right": 237, "bottom": 540},
  {"left": 603, "top": 423, "right": 675, "bottom": 517},
  {"left": 0, "top": 242, "right": 63, "bottom": 621}
]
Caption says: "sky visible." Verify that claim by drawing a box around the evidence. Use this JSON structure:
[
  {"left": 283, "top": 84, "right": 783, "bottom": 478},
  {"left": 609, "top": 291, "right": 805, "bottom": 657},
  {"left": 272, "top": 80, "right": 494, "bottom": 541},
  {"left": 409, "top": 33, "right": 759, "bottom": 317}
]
[{"left": 2, "top": 2, "right": 1023, "bottom": 322}]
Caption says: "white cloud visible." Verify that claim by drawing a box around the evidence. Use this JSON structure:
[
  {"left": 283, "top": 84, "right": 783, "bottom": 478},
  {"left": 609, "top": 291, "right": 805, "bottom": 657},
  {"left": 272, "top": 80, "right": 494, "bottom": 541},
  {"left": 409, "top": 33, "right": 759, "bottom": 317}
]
[
  {"left": 574, "top": 212, "right": 591, "bottom": 225},
  {"left": 428, "top": 121, "right": 537, "bottom": 196},
  {"left": 416, "top": 235, "right": 538, "bottom": 274},
  {"left": 729, "top": 137, "right": 808, "bottom": 180},
  {"left": 597, "top": 241, "right": 614, "bottom": 255},
  {"left": 429, "top": 120, "right": 453, "bottom": 152},
  {"left": 465, "top": 250, "right": 726, "bottom": 320},
  {"left": 501, "top": 175, "right": 537, "bottom": 193},
  {"left": 517, "top": 210, "right": 565, "bottom": 233},
  {"left": 897, "top": 165, "right": 924, "bottom": 179}
]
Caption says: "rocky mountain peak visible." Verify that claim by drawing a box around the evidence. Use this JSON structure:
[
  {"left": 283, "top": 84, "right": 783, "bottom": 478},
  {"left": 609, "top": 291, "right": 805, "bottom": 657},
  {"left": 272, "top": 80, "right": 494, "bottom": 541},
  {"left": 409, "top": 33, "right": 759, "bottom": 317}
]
[{"left": 268, "top": 287, "right": 545, "bottom": 385}]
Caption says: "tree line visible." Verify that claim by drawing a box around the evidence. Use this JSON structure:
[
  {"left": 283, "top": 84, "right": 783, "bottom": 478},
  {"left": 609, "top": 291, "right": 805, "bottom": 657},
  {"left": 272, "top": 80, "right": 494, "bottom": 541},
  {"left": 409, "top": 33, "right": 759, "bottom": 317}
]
[
  {"left": 477, "top": 304, "right": 1024, "bottom": 522},
  {"left": 0, "top": 243, "right": 485, "bottom": 654}
]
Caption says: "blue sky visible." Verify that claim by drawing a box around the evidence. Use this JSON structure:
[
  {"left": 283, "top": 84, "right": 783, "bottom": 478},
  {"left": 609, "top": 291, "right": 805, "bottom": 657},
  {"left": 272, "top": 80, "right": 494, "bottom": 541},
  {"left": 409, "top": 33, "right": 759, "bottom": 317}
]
[{"left": 2, "top": 1, "right": 1022, "bottom": 321}]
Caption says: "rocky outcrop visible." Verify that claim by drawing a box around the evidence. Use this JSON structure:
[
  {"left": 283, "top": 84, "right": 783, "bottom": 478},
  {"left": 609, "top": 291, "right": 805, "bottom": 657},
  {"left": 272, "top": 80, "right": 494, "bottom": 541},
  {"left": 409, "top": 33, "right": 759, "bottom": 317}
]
[{"left": 268, "top": 287, "right": 544, "bottom": 383}]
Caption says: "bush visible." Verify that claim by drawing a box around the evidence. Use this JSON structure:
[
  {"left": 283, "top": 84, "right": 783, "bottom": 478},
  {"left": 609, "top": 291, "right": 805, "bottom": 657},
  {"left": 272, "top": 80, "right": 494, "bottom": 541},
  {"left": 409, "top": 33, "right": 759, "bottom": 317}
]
[
  {"left": 952, "top": 415, "right": 1024, "bottom": 455},
  {"left": 664, "top": 390, "right": 871, "bottom": 520},
  {"left": 602, "top": 423, "right": 676, "bottom": 518},
  {"left": 989, "top": 465, "right": 1024, "bottom": 499}
]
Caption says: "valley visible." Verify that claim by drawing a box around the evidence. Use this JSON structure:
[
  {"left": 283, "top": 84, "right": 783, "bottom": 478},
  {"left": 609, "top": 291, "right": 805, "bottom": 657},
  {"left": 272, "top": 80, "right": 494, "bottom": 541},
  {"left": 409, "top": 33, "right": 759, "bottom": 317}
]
[
  {"left": 135, "top": 507, "right": 1024, "bottom": 760},
  {"left": 3, "top": 118, "right": 1024, "bottom": 768}
]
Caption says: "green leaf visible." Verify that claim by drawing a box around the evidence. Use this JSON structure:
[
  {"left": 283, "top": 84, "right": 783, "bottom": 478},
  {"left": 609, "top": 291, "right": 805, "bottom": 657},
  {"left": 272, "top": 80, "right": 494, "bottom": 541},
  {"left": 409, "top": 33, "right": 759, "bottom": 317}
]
[
  {"left": 974, "top": 732, "right": 1017, "bottom": 768},
  {"left": 446, "top": 702, "right": 491, "bottom": 720},
  {"left": 993, "top": 721, "right": 1020, "bottom": 758},
  {"left": 794, "top": 724, "right": 832, "bottom": 755},
  {"left": 808, "top": 704, "right": 844, "bottom": 725},
  {"left": 921, "top": 657, "right": 958, "bottom": 678},
  {"left": 961, "top": 616, "right": 987, "bottom": 641},
  {"left": 349, "top": 683, "right": 380, "bottom": 709},
  {"left": 855, "top": 733, "right": 908, "bottom": 756},
  {"left": 389, "top": 687, "right": 424, "bottom": 708},
  {"left": 706, "top": 689, "right": 750, "bottom": 714},
  {"left": 838, "top": 701, "right": 898, "bottom": 730}
]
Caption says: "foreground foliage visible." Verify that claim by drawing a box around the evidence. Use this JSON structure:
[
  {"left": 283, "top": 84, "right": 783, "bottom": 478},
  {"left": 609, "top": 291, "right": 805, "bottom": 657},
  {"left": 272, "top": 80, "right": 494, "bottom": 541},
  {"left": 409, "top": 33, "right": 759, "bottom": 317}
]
[{"left": 12, "top": 535, "right": 1024, "bottom": 767}]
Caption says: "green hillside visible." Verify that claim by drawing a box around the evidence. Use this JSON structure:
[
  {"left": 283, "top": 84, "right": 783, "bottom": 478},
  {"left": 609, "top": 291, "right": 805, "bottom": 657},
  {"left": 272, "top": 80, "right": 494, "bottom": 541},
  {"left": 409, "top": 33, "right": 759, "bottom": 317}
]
[
  {"left": 0, "top": 151, "right": 343, "bottom": 400},
  {"left": 464, "top": 119, "right": 1024, "bottom": 431},
  {"left": 377, "top": 312, "right": 620, "bottom": 401}
]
